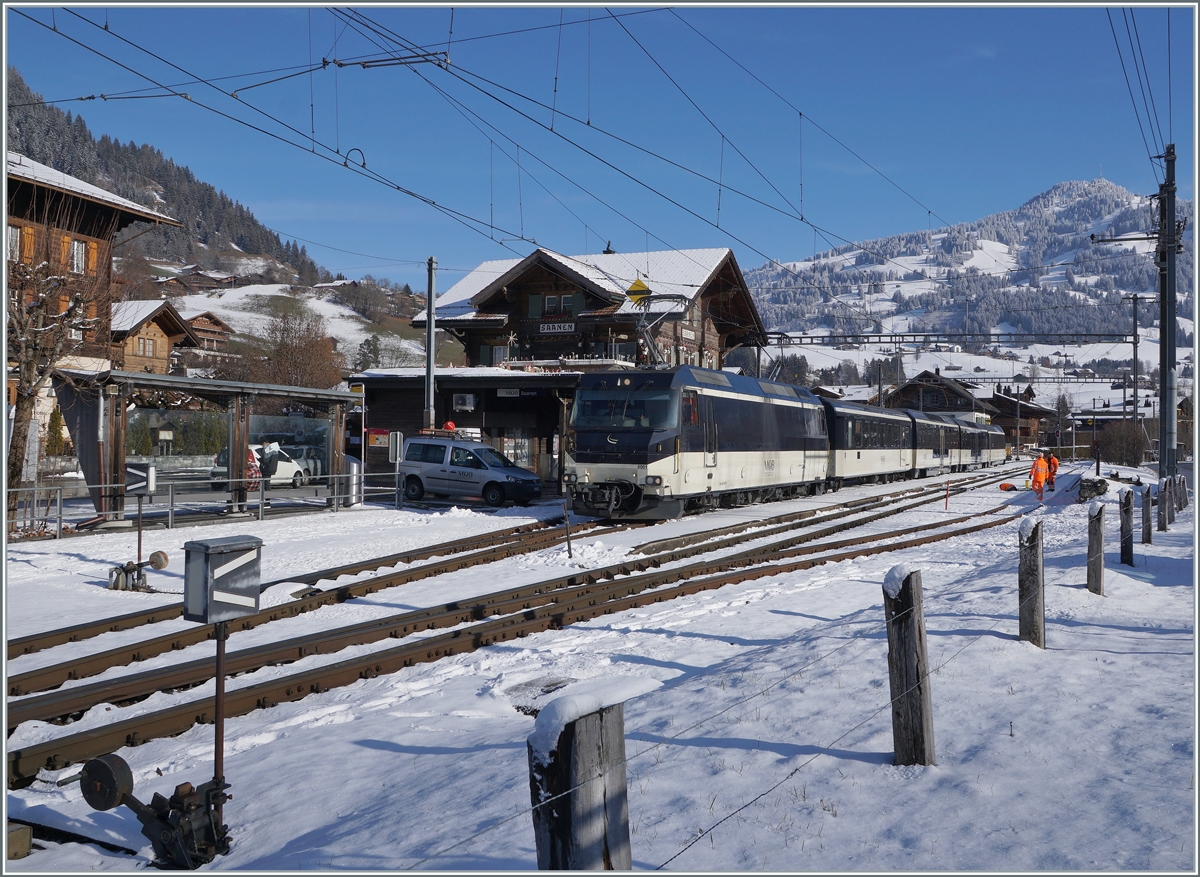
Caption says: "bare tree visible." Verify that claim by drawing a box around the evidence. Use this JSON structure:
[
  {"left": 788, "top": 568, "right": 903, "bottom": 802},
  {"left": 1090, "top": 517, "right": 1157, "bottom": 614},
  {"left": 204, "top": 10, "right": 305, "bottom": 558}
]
[
  {"left": 1098, "top": 420, "right": 1149, "bottom": 468},
  {"left": 7, "top": 202, "right": 118, "bottom": 520},
  {"left": 261, "top": 311, "right": 345, "bottom": 388}
]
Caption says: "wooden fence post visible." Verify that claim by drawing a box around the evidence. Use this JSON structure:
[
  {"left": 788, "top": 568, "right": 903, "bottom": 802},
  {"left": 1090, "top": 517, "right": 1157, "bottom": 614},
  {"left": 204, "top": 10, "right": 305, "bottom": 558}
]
[
  {"left": 1119, "top": 488, "right": 1134, "bottom": 567},
  {"left": 1141, "top": 483, "right": 1152, "bottom": 544},
  {"left": 528, "top": 697, "right": 632, "bottom": 870},
  {"left": 1166, "top": 477, "right": 1176, "bottom": 524},
  {"left": 1176, "top": 474, "right": 1187, "bottom": 511},
  {"left": 1087, "top": 503, "right": 1105, "bottom": 596},
  {"left": 882, "top": 565, "right": 935, "bottom": 766},
  {"left": 1158, "top": 479, "right": 1169, "bottom": 532},
  {"left": 1018, "top": 518, "right": 1045, "bottom": 648}
]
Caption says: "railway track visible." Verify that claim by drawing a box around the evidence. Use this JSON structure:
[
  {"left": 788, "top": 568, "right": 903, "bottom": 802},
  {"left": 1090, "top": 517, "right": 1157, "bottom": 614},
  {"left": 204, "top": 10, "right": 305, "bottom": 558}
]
[
  {"left": 7, "top": 470, "right": 1004, "bottom": 699},
  {"left": 8, "top": 471, "right": 1023, "bottom": 787},
  {"left": 5, "top": 519, "right": 636, "bottom": 697},
  {"left": 7, "top": 516, "right": 587, "bottom": 662}
]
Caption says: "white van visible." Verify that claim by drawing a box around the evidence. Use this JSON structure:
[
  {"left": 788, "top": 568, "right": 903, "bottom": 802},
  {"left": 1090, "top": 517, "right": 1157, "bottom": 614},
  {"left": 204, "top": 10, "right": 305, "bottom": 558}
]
[{"left": 399, "top": 432, "right": 542, "bottom": 506}]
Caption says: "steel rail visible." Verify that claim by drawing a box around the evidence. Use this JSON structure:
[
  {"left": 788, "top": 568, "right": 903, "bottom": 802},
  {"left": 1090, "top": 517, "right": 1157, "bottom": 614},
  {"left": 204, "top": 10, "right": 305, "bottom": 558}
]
[
  {"left": 8, "top": 499, "right": 1005, "bottom": 731},
  {"left": 5, "top": 478, "right": 982, "bottom": 698},
  {"left": 633, "top": 469, "right": 1010, "bottom": 557},
  {"left": 7, "top": 507, "right": 1023, "bottom": 788},
  {"left": 6, "top": 518, "right": 567, "bottom": 660},
  {"left": 6, "top": 523, "right": 592, "bottom": 696}
]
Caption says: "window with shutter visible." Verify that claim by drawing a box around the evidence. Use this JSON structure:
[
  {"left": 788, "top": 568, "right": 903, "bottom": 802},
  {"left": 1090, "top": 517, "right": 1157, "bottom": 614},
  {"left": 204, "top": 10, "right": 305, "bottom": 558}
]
[
  {"left": 69, "top": 240, "right": 86, "bottom": 274},
  {"left": 21, "top": 226, "right": 34, "bottom": 263},
  {"left": 527, "top": 294, "right": 542, "bottom": 319},
  {"left": 86, "top": 241, "right": 99, "bottom": 275}
]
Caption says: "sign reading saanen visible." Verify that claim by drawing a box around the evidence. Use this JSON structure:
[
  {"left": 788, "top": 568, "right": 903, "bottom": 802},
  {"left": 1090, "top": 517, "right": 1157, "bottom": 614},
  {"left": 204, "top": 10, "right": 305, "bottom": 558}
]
[{"left": 540, "top": 322, "right": 575, "bottom": 334}]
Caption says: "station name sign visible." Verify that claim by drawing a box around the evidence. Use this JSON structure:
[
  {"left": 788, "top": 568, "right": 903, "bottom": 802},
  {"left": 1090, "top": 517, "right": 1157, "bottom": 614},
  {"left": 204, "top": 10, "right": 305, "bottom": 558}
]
[{"left": 540, "top": 322, "right": 575, "bottom": 334}]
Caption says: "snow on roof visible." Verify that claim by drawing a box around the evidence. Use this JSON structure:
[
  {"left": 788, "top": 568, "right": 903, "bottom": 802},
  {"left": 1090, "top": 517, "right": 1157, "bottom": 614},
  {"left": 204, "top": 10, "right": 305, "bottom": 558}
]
[
  {"left": 7, "top": 152, "right": 179, "bottom": 225},
  {"left": 313, "top": 279, "right": 358, "bottom": 288},
  {"left": 416, "top": 248, "right": 733, "bottom": 322},
  {"left": 111, "top": 300, "right": 169, "bottom": 333},
  {"left": 353, "top": 366, "right": 582, "bottom": 380}
]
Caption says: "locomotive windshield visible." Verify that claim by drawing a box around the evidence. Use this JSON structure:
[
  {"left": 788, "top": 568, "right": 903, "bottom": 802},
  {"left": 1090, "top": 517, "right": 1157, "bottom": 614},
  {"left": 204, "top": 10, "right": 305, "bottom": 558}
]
[{"left": 570, "top": 388, "right": 680, "bottom": 430}]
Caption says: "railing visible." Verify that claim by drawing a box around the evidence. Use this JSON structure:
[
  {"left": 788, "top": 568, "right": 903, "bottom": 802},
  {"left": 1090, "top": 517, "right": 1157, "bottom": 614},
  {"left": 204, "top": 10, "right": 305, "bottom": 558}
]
[{"left": 6, "top": 469, "right": 556, "bottom": 539}]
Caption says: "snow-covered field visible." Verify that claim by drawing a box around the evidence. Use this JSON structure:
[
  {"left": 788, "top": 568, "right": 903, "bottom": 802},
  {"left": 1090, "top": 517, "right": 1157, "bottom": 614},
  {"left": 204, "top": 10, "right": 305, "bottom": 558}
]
[
  {"left": 4, "top": 463, "right": 1194, "bottom": 871},
  {"left": 172, "top": 283, "right": 385, "bottom": 352}
]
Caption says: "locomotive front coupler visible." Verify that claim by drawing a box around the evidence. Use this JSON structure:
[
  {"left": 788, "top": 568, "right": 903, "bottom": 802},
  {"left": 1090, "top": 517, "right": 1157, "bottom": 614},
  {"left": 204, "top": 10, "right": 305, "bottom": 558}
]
[{"left": 66, "top": 753, "right": 231, "bottom": 869}]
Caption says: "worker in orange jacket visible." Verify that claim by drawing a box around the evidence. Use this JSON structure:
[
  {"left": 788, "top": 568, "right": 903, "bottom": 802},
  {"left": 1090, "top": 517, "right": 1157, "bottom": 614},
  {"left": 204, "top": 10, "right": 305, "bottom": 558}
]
[
  {"left": 1047, "top": 451, "right": 1059, "bottom": 491},
  {"left": 1029, "top": 451, "right": 1050, "bottom": 500}
]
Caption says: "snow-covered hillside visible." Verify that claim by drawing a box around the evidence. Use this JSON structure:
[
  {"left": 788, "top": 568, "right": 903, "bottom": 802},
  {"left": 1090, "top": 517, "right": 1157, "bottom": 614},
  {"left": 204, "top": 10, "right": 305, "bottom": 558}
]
[{"left": 745, "top": 179, "right": 1193, "bottom": 347}]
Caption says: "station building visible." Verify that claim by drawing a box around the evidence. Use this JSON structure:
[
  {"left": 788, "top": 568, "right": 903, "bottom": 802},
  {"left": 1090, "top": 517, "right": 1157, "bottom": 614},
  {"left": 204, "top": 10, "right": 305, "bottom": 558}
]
[{"left": 354, "top": 246, "right": 767, "bottom": 483}]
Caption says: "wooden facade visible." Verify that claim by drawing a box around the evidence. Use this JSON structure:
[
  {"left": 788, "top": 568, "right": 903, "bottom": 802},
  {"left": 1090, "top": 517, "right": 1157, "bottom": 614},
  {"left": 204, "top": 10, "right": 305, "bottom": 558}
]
[
  {"left": 415, "top": 248, "right": 766, "bottom": 370},
  {"left": 7, "top": 152, "right": 183, "bottom": 454},
  {"left": 183, "top": 311, "right": 234, "bottom": 352},
  {"left": 888, "top": 369, "right": 1000, "bottom": 421},
  {"left": 108, "top": 301, "right": 200, "bottom": 375}
]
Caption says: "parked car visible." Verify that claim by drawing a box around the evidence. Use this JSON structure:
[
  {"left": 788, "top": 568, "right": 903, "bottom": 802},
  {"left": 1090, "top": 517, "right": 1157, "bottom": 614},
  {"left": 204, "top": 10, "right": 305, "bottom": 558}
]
[
  {"left": 398, "top": 433, "right": 542, "bottom": 506},
  {"left": 282, "top": 444, "right": 325, "bottom": 484},
  {"left": 211, "top": 443, "right": 306, "bottom": 490}
]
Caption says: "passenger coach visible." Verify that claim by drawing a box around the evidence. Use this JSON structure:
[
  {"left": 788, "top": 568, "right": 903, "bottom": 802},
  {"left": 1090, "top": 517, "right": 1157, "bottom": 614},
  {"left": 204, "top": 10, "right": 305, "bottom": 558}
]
[{"left": 820, "top": 398, "right": 914, "bottom": 490}]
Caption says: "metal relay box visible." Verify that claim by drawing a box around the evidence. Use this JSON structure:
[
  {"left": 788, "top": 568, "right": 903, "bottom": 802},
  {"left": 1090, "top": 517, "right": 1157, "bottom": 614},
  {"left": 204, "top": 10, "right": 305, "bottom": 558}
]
[{"left": 183, "top": 535, "right": 263, "bottom": 624}]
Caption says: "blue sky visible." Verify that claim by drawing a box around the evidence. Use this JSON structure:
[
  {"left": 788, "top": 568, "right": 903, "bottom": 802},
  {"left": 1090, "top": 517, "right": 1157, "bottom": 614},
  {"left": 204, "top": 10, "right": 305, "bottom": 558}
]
[{"left": 4, "top": 5, "right": 1195, "bottom": 290}]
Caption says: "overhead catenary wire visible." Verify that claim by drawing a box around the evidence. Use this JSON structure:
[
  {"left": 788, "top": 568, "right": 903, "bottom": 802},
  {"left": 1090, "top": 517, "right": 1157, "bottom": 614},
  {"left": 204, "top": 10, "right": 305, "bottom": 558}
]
[
  {"left": 332, "top": 6, "right": 959, "bottom": 317},
  {"left": 1105, "top": 8, "right": 1163, "bottom": 184},
  {"left": 1126, "top": 8, "right": 1165, "bottom": 156},
  {"left": 666, "top": 7, "right": 956, "bottom": 232},
  {"left": 605, "top": 7, "right": 803, "bottom": 220},
  {"left": 25, "top": 8, "right": 532, "bottom": 258}
]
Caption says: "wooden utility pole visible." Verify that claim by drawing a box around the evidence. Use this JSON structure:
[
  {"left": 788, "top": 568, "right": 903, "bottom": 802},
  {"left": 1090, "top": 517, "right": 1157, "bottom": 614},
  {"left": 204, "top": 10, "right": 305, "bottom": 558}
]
[{"left": 1087, "top": 504, "right": 1105, "bottom": 596}]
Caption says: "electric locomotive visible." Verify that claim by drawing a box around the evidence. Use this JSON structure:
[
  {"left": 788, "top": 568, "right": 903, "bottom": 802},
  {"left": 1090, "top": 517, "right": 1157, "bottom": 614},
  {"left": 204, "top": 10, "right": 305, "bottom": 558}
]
[{"left": 563, "top": 366, "right": 829, "bottom": 519}]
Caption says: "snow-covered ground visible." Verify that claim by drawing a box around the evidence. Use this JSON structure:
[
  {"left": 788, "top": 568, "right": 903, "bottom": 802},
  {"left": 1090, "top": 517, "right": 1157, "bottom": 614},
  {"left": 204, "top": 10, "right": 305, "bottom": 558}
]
[
  {"left": 172, "top": 283, "right": 382, "bottom": 352},
  {"left": 4, "top": 463, "right": 1194, "bottom": 871}
]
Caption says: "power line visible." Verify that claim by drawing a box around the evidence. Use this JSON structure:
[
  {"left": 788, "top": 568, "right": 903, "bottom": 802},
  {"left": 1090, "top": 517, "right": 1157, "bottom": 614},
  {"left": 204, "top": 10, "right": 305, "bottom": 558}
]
[
  {"left": 17, "top": 8, "right": 529, "bottom": 257},
  {"left": 666, "top": 8, "right": 956, "bottom": 232},
  {"left": 605, "top": 7, "right": 802, "bottom": 220},
  {"left": 1126, "top": 8, "right": 1165, "bottom": 155},
  {"left": 1105, "top": 8, "right": 1163, "bottom": 184}
]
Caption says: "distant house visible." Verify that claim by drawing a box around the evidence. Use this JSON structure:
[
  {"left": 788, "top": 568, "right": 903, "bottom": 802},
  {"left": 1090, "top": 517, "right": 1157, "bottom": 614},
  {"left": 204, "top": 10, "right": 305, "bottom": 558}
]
[
  {"left": 109, "top": 300, "right": 200, "bottom": 374},
  {"left": 888, "top": 369, "right": 1000, "bottom": 423},
  {"left": 180, "top": 310, "right": 235, "bottom": 353}
]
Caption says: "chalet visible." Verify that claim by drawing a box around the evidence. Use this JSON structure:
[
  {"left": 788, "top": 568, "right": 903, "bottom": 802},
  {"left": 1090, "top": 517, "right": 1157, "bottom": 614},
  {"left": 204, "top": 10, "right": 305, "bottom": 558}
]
[
  {"left": 413, "top": 247, "right": 766, "bottom": 369},
  {"left": 988, "top": 386, "right": 1055, "bottom": 450},
  {"left": 7, "top": 151, "right": 180, "bottom": 348},
  {"left": 888, "top": 369, "right": 1000, "bottom": 423},
  {"left": 6, "top": 151, "right": 181, "bottom": 464},
  {"left": 109, "top": 300, "right": 200, "bottom": 374},
  {"left": 180, "top": 310, "right": 235, "bottom": 353}
]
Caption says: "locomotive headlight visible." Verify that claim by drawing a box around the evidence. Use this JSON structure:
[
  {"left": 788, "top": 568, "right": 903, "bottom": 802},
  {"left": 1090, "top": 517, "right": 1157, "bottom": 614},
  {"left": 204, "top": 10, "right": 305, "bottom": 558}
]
[
  {"left": 563, "top": 473, "right": 578, "bottom": 483},
  {"left": 645, "top": 475, "right": 663, "bottom": 486}
]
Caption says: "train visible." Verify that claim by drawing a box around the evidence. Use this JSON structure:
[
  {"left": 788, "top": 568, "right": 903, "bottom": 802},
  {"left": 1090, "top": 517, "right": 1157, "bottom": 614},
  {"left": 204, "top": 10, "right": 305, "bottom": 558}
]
[{"left": 562, "top": 366, "right": 1008, "bottom": 519}]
